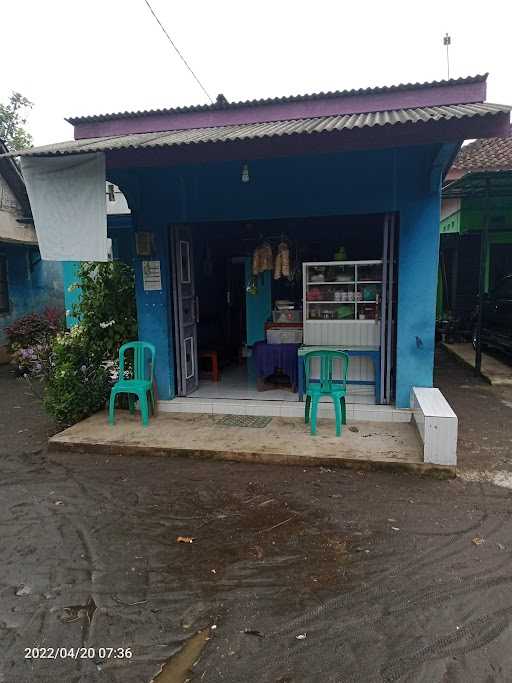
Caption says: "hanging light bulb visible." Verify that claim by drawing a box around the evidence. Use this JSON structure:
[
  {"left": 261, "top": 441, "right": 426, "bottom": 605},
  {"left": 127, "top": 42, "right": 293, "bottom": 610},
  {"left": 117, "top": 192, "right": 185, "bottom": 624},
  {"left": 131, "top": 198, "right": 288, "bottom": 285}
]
[{"left": 241, "top": 163, "right": 250, "bottom": 183}]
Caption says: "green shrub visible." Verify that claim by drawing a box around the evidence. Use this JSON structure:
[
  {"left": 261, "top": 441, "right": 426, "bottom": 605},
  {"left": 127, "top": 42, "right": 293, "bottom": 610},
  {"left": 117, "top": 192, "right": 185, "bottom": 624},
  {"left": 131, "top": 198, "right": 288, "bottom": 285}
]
[
  {"left": 43, "top": 328, "right": 111, "bottom": 426},
  {"left": 43, "top": 261, "right": 137, "bottom": 427},
  {"left": 72, "top": 261, "right": 137, "bottom": 359}
]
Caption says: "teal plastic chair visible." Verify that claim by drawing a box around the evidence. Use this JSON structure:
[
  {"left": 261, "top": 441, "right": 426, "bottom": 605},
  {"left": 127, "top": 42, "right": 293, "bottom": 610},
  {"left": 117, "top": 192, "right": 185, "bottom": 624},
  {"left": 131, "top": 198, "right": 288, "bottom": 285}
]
[
  {"left": 108, "top": 341, "right": 156, "bottom": 427},
  {"left": 303, "top": 350, "right": 349, "bottom": 437}
]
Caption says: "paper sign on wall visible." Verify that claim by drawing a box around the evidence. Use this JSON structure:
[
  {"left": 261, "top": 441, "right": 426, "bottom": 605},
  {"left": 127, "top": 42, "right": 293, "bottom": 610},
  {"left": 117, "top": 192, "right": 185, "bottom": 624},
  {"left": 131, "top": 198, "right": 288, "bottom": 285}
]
[{"left": 142, "top": 260, "right": 162, "bottom": 291}]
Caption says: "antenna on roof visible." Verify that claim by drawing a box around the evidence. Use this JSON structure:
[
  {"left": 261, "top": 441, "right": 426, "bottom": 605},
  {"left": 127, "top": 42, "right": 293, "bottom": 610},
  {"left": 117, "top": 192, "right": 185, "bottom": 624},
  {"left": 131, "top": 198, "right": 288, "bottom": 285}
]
[{"left": 443, "top": 33, "right": 452, "bottom": 80}]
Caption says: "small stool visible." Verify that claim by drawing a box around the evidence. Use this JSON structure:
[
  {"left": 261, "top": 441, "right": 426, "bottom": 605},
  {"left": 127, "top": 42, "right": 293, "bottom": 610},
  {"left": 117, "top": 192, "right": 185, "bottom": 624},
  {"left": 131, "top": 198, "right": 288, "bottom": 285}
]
[{"left": 198, "top": 350, "right": 220, "bottom": 382}]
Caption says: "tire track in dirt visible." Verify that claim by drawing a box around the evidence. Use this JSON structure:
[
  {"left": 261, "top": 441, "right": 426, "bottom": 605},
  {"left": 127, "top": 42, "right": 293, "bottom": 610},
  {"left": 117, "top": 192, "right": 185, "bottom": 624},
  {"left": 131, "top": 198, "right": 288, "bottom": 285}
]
[
  {"left": 247, "top": 483, "right": 512, "bottom": 682},
  {"left": 380, "top": 605, "right": 512, "bottom": 682}
]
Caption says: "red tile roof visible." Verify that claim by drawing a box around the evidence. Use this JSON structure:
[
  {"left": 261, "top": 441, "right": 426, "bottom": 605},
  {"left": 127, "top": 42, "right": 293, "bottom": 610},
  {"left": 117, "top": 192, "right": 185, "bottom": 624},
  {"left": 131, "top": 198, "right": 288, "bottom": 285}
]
[{"left": 453, "top": 125, "right": 512, "bottom": 172}]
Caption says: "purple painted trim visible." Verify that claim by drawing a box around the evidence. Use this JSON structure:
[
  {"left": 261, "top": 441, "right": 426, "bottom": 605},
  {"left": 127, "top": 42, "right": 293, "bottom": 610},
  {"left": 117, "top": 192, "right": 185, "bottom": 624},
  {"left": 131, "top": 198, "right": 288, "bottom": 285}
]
[
  {"left": 104, "top": 111, "right": 510, "bottom": 171},
  {"left": 75, "top": 81, "right": 487, "bottom": 140},
  {"left": 68, "top": 75, "right": 488, "bottom": 124}
]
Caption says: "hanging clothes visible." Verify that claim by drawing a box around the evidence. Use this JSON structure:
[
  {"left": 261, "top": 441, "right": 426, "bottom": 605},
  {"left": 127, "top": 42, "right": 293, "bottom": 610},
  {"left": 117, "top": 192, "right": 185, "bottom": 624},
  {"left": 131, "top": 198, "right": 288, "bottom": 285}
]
[
  {"left": 252, "top": 242, "right": 273, "bottom": 275},
  {"left": 273, "top": 241, "right": 290, "bottom": 280}
]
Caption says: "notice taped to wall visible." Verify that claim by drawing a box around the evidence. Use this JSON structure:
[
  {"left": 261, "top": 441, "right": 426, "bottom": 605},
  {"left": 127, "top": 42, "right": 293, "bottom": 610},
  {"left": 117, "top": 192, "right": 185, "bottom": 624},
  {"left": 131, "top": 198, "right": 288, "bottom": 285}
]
[{"left": 142, "top": 260, "right": 162, "bottom": 291}]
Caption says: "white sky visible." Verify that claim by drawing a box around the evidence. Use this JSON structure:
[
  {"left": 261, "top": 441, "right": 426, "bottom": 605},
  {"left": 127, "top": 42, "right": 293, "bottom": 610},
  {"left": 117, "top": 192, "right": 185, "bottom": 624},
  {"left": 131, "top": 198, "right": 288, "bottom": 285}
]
[{"left": 1, "top": 0, "right": 511, "bottom": 146}]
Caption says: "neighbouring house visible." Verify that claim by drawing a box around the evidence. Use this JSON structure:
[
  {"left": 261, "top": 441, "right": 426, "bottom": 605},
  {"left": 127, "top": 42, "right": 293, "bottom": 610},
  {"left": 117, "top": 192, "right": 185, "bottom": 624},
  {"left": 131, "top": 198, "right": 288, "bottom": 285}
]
[
  {"left": 2, "top": 74, "right": 511, "bottom": 466},
  {"left": 0, "top": 140, "right": 63, "bottom": 363},
  {"left": 439, "top": 127, "right": 512, "bottom": 329}
]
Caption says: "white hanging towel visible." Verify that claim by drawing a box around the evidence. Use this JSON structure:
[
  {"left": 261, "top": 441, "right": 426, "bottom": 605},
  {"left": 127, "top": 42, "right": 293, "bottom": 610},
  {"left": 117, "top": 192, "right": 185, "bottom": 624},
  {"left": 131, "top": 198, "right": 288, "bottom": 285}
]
[{"left": 20, "top": 152, "right": 108, "bottom": 261}]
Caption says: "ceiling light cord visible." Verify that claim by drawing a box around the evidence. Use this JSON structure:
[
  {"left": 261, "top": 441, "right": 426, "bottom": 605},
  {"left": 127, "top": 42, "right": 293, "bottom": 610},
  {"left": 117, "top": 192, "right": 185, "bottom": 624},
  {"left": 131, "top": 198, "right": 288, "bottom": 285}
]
[{"left": 143, "top": 0, "right": 214, "bottom": 104}]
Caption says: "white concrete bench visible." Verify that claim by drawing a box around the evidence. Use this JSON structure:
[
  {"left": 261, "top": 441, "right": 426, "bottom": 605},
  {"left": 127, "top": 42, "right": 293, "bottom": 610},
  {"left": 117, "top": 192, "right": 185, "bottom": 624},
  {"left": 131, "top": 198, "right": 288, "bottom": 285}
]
[{"left": 411, "top": 387, "right": 458, "bottom": 466}]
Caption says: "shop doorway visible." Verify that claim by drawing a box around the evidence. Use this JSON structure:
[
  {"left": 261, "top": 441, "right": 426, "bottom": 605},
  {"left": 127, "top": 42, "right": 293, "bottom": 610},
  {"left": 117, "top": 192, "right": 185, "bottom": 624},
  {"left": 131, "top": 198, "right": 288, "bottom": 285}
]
[{"left": 171, "top": 214, "right": 396, "bottom": 405}]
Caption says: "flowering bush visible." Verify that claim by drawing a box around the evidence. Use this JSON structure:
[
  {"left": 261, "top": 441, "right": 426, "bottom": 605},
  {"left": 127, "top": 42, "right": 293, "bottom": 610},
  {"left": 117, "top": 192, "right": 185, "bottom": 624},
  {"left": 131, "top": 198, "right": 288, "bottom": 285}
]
[
  {"left": 43, "top": 330, "right": 112, "bottom": 425},
  {"left": 43, "top": 348, "right": 109, "bottom": 426},
  {"left": 43, "top": 262, "right": 137, "bottom": 426},
  {"left": 6, "top": 308, "right": 64, "bottom": 376},
  {"left": 12, "top": 343, "right": 47, "bottom": 377},
  {"left": 6, "top": 308, "right": 63, "bottom": 349}
]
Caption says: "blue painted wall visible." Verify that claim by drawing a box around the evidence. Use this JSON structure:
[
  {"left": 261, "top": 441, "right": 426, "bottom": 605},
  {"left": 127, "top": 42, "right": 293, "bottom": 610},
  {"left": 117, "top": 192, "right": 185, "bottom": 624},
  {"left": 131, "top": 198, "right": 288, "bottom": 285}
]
[
  {"left": 62, "top": 261, "right": 81, "bottom": 327},
  {"left": 396, "top": 195, "right": 441, "bottom": 405},
  {"left": 244, "top": 258, "right": 271, "bottom": 346},
  {"left": 110, "top": 143, "right": 454, "bottom": 406},
  {"left": 133, "top": 223, "right": 175, "bottom": 400},
  {"left": 0, "top": 242, "right": 64, "bottom": 348},
  {"left": 62, "top": 214, "right": 135, "bottom": 327},
  {"left": 61, "top": 213, "right": 175, "bottom": 400}
]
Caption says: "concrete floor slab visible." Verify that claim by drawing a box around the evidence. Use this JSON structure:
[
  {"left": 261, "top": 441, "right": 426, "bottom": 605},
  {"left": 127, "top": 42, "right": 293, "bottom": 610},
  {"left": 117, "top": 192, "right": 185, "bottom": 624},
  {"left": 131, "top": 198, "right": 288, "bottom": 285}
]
[
  {"left": 48, "top": 410, "right": 454, "bottom": 476},
  {"left": 443, "top": 342, "right": 512, "bottom": 385}
]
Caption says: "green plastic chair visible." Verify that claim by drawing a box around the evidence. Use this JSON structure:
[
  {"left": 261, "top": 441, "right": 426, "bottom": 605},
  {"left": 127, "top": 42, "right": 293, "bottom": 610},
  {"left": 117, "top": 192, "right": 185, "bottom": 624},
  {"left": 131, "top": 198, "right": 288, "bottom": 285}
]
[
  {"left": 108, "top": 341, "right": 156, "bottom": 427},
  {"left": 303, "top": 350, "right": 349, "bottom": 437}
]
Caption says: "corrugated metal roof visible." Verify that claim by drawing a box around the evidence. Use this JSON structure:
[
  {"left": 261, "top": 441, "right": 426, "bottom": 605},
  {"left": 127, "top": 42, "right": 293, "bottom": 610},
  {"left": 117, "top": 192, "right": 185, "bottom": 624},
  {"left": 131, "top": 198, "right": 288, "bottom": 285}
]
[
  {"left": 6, "top": 102, "right": 511, "bottom": 159},
  {"left": 66, "top": 74, "right": 489, "bottom": 124},
  {"left": 0, "top": 139, "right": 31, "bottom": 214}
]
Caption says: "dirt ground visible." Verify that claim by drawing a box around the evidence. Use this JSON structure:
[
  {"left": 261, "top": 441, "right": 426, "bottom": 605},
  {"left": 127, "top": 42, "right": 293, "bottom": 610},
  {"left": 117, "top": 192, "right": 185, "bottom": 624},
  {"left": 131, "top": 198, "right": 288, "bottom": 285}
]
[
  {"left": 435, "top": 347, "right": 512, "bottom": 473},
  {"left": 1, "top": 355, "right": 512, "bottom": 683}
]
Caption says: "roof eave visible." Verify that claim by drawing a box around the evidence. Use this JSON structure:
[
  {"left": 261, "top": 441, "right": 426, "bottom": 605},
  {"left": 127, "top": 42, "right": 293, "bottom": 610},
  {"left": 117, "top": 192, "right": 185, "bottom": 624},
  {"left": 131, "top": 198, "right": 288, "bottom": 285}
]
[
  {"left": 100, "top": 110, "right": 512, "bottom": 170},
  {"left": 4, "top": 106, "right": 510, "bottom": 164}
]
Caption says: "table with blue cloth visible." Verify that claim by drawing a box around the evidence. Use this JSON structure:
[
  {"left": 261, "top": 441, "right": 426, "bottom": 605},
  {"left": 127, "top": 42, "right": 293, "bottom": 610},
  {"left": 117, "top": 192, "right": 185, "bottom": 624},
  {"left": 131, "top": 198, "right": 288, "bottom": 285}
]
[{"left": 252, "top": 341, "right": 300, "bottom": 391}]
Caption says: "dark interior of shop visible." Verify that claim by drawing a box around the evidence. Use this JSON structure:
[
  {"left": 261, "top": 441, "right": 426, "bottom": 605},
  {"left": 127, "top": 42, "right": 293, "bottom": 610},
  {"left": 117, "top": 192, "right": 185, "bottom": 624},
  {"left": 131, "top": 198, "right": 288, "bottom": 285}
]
[{"left": 192, "top": 213, "right": 385, "bottom": 389}]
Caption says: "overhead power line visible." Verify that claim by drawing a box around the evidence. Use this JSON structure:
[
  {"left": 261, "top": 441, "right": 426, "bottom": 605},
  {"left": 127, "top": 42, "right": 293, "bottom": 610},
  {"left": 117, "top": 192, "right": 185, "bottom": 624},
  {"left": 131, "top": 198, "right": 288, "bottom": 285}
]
[{"left": 142, "top": 0, "right": 214, "bottom": 104}]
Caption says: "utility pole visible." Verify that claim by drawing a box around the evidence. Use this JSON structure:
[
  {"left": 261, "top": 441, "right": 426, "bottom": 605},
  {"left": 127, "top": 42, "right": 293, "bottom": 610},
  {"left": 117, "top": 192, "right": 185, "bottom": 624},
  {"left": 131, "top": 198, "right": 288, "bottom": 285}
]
[{"left": 443, "top": 33, "right": 451, "bottom": 79}]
